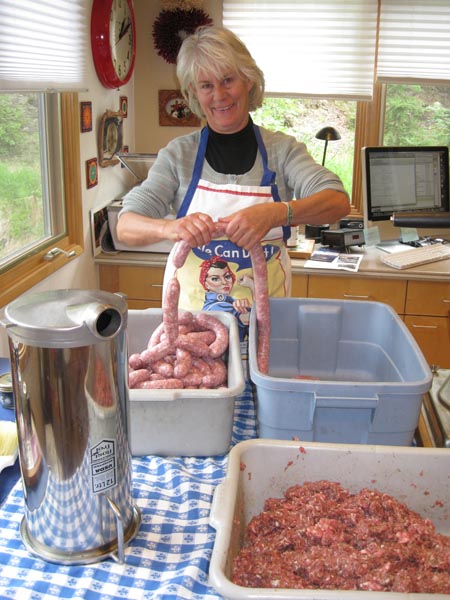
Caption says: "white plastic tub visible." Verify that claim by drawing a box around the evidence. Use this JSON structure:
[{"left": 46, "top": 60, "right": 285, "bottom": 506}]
[
  {"left": 126, "top": 309, "right": 245, "bottom": 456},
  {"left": 209, "top": 438, "right": 450, "bottom": 600},
  {"left": 249, "top": 298, "right": 432, "bottom": 445}
]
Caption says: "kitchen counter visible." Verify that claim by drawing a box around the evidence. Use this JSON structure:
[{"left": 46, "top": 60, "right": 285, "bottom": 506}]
[{"left": 95, "top": 243, "right": 450, "bottom": 282}]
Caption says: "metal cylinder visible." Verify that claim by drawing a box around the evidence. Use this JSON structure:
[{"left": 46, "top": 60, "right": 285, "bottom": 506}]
[{"left": 2, "top": 289, "right": 141, "bottom": 564}]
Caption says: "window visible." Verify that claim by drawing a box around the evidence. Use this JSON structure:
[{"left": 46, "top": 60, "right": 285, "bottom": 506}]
[
  {"left": 224, "top": 0, "right": 450, "bottom": 220},
  {"left": 0, "top": 93, "right": 65, "bottom": 268},
  {"left": 0, "top": 0, "right": 86, "bottom": 306},
  {"left": 252, "top": 98, "right": 356, "bottom": 198},
  {"left": 383, "top": 84, "right": 450, "bottom": 147},
  {"left": 0, "top": 93, "right": 83, "bottom": 307}
]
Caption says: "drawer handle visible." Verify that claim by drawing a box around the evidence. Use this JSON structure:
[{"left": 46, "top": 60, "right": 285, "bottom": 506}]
[
  {"left": 411, "top": 324, "right": 438, "bottom": 330},
  {"left": 442, "top": 299, "right": 450, "bottom": 304},
  {"left": 343, "top": 294, "right": 370, "bottom": 299},
  {"left": 151, "top": 284, "right": 163, "bottom": 288}
]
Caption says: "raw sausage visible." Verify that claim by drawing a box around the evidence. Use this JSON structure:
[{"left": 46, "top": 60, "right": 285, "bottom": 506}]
[
  {"left": 162, "top": 277, "right": 180, "bottom": 346},
  {"left": 172, "top": 240, "right": 191, "bottom": 268},
  {"left": 249, "top": 243, "right": 270, "bottom": 374},
  {"left": 194, "top": 312, "right": 229, "bottom": 358}
]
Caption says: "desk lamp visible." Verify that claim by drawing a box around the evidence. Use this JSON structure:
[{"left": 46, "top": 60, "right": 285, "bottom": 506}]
[
  {"left": 315, "top": 126, "right": 341, "bottom": 166},
  {"left": 305, "top": 126, "right": 342, "bottom": 241}
]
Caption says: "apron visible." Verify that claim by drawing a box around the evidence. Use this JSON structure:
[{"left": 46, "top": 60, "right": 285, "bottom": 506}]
[{"left": 164, "top": 125, "right": 291, "bottom": 343}]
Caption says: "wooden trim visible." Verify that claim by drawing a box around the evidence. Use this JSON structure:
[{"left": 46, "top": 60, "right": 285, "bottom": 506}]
[
  {"left": 351, "top": 83, "right": 384, "bottom": 217},
  {"left": 0, "top": 92, "right": 83, "bottom": 307}
]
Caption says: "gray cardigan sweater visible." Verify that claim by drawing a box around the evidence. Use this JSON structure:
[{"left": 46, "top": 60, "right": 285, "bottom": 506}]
[{"left": 120, "top": 126, "right": 348, "bottom": 219}]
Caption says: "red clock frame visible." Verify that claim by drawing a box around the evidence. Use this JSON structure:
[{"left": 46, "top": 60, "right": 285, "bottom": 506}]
[{"left": 91, "top": 0, "right": 137, "bottom": 89}]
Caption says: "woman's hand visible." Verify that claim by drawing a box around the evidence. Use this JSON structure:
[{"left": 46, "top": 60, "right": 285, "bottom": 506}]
[
  {"left": 165, "top": 212, "right": 217, "bottom": 247},
  {"left": 218, "top": 203, "right": 285, "bottom": 250},
  {"left": 116, "top": 211, "right": 217, "bottom": 248}
]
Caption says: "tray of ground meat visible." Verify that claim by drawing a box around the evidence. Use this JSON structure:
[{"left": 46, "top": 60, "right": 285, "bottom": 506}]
[{"left": 209, "top": 439, "right": 450, "bottom": 600}]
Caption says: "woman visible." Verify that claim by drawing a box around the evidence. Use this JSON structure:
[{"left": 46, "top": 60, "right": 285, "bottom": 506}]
[{"left": 117, "top": 26, "right": 350, "bottom": 322}]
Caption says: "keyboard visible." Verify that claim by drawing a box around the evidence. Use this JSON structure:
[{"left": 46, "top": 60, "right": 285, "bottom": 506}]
[{"left": 380, "top": 243, "right": 450, "bottom": 270}]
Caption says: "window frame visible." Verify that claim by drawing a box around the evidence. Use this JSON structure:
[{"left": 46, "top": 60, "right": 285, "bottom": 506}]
[
  {"left": 351, "top": 83, "right": 384, "bottom": 217},
  {"left": 0, "top": 93, "right": 83, "bottom": 307}
]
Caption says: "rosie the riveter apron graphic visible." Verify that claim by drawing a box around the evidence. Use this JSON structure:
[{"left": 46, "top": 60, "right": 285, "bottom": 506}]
[{"left": 165, "top": 125, "right": 292, "bottom": 343}]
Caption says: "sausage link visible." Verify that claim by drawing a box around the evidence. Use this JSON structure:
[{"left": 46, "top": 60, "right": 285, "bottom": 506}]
[
  {"left": 152, "top": 358, "right": 174, "bottom": 378},
  {"left": 178, "top": 310, "right": 195, "bottom": 327},
  {"left": 202, "top": 357, "right": 227, "bottom": 388},
  {"left": 191, "top": 356, "right": 212, "bottom": 375},
  {"left": 194, "top": 312, "right": 229, "bottom": 358},
  {"left": 172, "top": 240, "right": 191, "bottom": 268},
  {"left": 250, "top": 243, "right": 270, "bottom": 374},
  {"left": 136, "top": 378, "right": 184, "bottom": 389},
  {"left": 148, "top": 321, "right": 165, "bottom": 349},
  {"left": 162, "top": 277, "right": 180, "bottom": 346},
  {"left": 181, "top": 372, "right": 203, "bottom": 387},
  {"left": 140, "top": 340, "right": 171, "bottom": 366},
  {"left": 129, "top": 353, "right": 144, "bottom": 370},
  {"left": 175, "top": 334, "right": 210, "bottom": 357},
  {"left": 129, "top": 368, "right": 152, "bottom": 388},
  {"left": 173, "top": 347, "right": 192, "bottom": 378}
]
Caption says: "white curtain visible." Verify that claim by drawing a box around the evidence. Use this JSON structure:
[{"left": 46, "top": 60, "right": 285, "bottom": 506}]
[
  {"left": 377, "top": 0, "right": 450, "bottom": 84},
  {"left": 223, "top": 0, "right": 379, "bottom": 100},
  {"left": 0, "top": 0, "right": 87, "bottom": 92},
  {"left": 223, "top": 0, "right": 450, "bottom": 99}
]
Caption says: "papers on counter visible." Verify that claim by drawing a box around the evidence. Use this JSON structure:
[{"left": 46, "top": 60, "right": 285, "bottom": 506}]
[{"left": 304, "top": 248, "right": 363, "bottom": 273}]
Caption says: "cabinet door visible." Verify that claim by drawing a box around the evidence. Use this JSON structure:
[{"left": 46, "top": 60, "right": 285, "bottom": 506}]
[
  {"left": 308, "top": 275, "right": 407, "bottom": 314},
  {"left": 98, "top": 264, "right": 164, "bottom": 305},
  {"left": 406, "top": 280, "right": 450, "bottom": 316},
  {"left": 291, "top": 273, "right": 308, "bottom": 297},
  {"left": 404, "top": 315, "right": 450, "bottom": 369}
]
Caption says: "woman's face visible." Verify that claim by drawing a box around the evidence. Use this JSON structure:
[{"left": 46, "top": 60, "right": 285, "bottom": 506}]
[
  {"left": 204, "top": 266, "right": 234, "bottom": 294},
  {"left": 194, "top": 69, "right": 252, "bottom": 134}
]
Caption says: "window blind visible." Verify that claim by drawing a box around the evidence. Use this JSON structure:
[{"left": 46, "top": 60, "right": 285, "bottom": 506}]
[
  {"left": 0, "top": 0, "right": 87, "bottom": 92},
  {"left": 223, "top": 0, "right": 378, "bottom": 100},
  {"left": 377, "top": 0, "right": 450, "bottom": 84}
]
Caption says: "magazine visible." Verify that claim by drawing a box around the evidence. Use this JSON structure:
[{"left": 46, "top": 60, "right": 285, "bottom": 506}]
[{"left": 304, "top": 248, "right": 363, "bottom": 272}]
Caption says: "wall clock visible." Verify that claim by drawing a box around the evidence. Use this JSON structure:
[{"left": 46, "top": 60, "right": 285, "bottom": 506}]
[{"left": 91, "top": 0, "right": 137, "bottom": 89}]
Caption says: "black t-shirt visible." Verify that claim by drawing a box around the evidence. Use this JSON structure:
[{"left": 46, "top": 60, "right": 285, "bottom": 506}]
[{"left": 205, "top": 118, "right": 258, "bottom": 175}]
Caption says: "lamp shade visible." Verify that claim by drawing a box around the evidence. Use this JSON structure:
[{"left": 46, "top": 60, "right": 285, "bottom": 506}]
[{"left": 315, "top": 126, "right": 341, "bottom": 142}]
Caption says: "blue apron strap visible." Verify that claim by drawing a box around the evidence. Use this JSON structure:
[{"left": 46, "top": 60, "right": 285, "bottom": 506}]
[
  {"left": 254, "top": 125, "right": 291, "bottom": 242},
  {"left": 177, "top": 127, "right": 209, "bottom": 218}
]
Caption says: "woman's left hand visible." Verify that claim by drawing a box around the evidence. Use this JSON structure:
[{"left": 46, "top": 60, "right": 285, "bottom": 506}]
[{"left": 218, "top": 203, "right": 284, "bottom": 250}]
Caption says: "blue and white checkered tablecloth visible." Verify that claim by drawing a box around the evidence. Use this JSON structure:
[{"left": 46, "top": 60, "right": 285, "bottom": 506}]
[{"left": 0, "top": 382, "right": 257, "bottom": 600}]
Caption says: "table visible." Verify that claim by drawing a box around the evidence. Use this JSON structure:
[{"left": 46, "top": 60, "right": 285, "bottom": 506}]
[
  {"left": 0, "top": 357, "right": 21, "bottom": 507},
  {"left": 0, "top": 381, "right": 256, "bottom": 599}
]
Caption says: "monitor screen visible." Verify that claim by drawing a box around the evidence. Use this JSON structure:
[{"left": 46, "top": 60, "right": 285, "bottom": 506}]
[{"left": 362, "top": 146, "right": 449, "bottom": 229}]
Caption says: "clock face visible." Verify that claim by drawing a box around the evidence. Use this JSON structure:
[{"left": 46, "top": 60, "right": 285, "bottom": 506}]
[
  {"left": 91, "top": 0, "right": 136, "bottom": 89},
  {"left": 109, "top": 0, "right": 134, "bottom": 82}
]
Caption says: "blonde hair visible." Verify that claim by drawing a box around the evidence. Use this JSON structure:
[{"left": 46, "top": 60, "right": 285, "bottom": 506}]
[{"left": 176, "top": 26, "right": 265, "bottom": 119}]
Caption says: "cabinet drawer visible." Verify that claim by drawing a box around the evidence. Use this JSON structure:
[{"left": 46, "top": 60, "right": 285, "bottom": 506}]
[
  {"left": 404, "top": 315, "right": 450, "bottom": 369},
  {"left": 98, "top": 265, "right": 164, "bottom": 302},
  {"left": 308, "top": 275, "right": 407, "bottom": 314},
  {"left": 406, "top": 280, "right": 450, "bottom": 316},
  {"left": 291, "top": 273, "right": 308, "bottom": 297}
]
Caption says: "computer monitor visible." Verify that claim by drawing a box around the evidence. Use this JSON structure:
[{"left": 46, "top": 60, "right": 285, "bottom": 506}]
[{"left": 362, "top": 146, "right": 450, "bottom": 235}]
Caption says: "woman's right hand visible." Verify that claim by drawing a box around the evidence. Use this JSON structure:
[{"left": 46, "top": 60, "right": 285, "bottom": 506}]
[
  {"left": 116, "top": 211, "right": 217, "bottom": 248},
  {"left": 165, "top": 212, "right": 217, "bottom": 247}
]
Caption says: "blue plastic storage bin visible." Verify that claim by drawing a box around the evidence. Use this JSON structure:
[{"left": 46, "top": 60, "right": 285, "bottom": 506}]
[{"left": 249, "top": 298, "right": 432, "bottom": 446}]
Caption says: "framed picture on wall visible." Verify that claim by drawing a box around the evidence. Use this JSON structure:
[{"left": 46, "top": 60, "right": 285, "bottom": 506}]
[{"left": 158, "top": 90, "right": 200, "bottom": 127}]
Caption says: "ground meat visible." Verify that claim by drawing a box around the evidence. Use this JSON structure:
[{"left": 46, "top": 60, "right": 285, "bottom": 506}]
[{"left": 231, "top": 481, "right": 450, "bottom": 593}]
